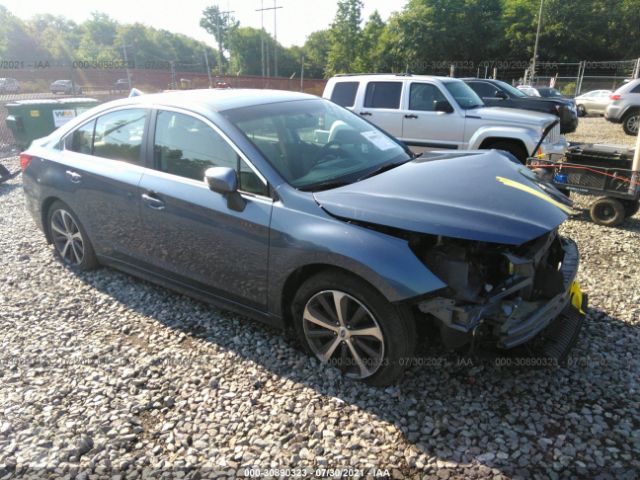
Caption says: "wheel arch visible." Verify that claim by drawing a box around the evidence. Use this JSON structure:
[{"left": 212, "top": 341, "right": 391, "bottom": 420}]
[
  {"left": 41, "top": 196, "right": 63, "bottom": 243},
  {"left": 280, "top": 263, "right": 386, "bottom": 329}
]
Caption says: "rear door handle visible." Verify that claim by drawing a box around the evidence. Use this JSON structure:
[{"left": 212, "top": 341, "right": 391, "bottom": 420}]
[
  {"left": 141, "top": 192, "right": 165, "bottom": 210},
  {"left": 404, "top": 114, "right": 418, "bottom": 119},
  {"left": 65, "top": 170, "right": 82, "bottom": 183},
  {"left": 359, "top": 111, "right": 372, "bottom": 116}
]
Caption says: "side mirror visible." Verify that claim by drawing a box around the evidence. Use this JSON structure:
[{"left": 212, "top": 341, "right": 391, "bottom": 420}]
[
  {"left": 433, "top": 100, "right": 454, "bottom": 113},
  {"left": 204, "top": 166, "right": 246, "bottom": 211},
  {"left": 495, "top": 90, "right": 508, "bottom": 100}
]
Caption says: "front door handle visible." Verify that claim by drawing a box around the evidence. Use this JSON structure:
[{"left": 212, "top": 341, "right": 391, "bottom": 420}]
[
  {"left": 65, "top": 170, "right": 82, "bottom": 183},
  {"left": 404, "top": 114, "right": 418, "bottom": 119},
  {"left": 141, "top": 192, "right": 165, "bottom": 210},
  {"left": 359, "top": 111, "right": 372, "bottom": 116}
]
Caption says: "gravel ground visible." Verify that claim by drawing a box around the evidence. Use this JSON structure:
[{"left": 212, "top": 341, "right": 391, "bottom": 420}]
[
  {"left": 1, "top": 127, "right": 639, "bottom": 480},
  {"left": 566, "top": 116, "right": 636, "bottom": 146}
]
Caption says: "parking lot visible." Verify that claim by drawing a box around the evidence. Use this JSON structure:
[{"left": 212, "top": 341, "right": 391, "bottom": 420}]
[{"left": 0, "top": 117, "right": 639, "bottom": 479}]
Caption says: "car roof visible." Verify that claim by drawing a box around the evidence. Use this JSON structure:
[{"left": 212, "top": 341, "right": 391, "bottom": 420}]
[
  {"left": 96, "top": 88, "right": 317, "bottom": 113},
  {"left": 330, "top": 73, "right": 460, "bottom": 83}
]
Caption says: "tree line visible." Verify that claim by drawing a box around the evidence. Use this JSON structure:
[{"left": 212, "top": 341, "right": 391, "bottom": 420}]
[{"left": 1, "top": 1, "right": 639, "bottom": 80}]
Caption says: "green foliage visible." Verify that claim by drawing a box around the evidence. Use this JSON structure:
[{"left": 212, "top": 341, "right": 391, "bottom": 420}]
[
  {"left": 0, "top": 7, "right": 217, "bottom": 72},
  {"left": 200, "top": 5, "right": 239, "bottom": 73},
  {"left": 325, "top": 0, "right": 364, "bottom": 76}
]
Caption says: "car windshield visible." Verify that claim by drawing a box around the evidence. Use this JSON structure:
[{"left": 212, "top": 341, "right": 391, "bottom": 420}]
[
  {"left": 442, "top": 81, "right": 484, "bottom": 109},
  {"left": 495, "top": 80, "right": 527, "bottom": 98},
  {"left": 223, "top": 99, "right": 411, "bottom": 191}
]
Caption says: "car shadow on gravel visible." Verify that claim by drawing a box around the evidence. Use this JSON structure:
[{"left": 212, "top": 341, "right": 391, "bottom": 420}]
[
  {"left": 75, "top": 267, "right": 640, "bottom": 479},
  {"left": 0, "top": 182, "right": 21, "bottom": 197}
]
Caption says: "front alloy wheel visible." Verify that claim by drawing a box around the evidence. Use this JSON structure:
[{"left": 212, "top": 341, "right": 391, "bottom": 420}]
[
  {"left": 303, "top": 290, "right": 385, "bottom": 379},
  {"left": 293, "top": 271, "right": 415, "bottom": 386}
]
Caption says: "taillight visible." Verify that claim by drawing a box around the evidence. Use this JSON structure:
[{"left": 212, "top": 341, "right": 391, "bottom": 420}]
[
  {"left": 610, "top": 94, "right": 621, "bottom": 101},
  {"left": 20, "top": 153, "right": 33, "bottom": 172}
]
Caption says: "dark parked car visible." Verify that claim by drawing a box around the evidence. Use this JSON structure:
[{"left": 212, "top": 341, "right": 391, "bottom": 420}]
[
  {"left": 50, "top": 80, "right": 82, "bottom": 95},
  {"left": 21, "top": 89, "right": 586, "bottom": 385},
  {"left": 113, "top": 78, "right": 131, "bottom": 92},
  {"left": 464, "top": 78, "right": 578, "bottom": 134}
]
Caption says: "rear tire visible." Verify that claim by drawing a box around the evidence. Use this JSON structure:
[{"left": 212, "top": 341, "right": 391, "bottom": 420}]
[
  {"left": 589, "top": 197, "right": 626, "bottom": 226},
  {"left": 485, "top": 140, "right": 528, "bottom": 164},
  {"left": 292, "top": 270, "right": 415, "bottom": 386},
  {"left": 46, "top": 201, "right": 98, "bottom": 271},
  {"left": 622, "top": 111, "right": 639, "bottom": 136}
]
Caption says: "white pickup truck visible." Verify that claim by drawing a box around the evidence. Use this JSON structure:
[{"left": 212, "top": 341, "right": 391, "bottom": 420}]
[{"left": 322, "top": 74, "right": 567, "bottom": 162}]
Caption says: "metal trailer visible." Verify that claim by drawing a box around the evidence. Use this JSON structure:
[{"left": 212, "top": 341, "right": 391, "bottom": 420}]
[{"left": 527, "top": 142, "right": 639, "bottom": 226}]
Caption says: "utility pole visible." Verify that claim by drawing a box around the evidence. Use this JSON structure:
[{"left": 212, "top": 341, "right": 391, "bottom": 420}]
[
  {"left": 530, "top": 0, "right": 544, "bottom": 85},
  {"left": 204, "top": 49, "right": 212, "bottom": 88},
  {"left": 300, "top": 54, "right": 304, "bottom": 92},
  {"left": 170, "top": 61, "right": 176, "bottom": 89},
  {"left": 256, "top": 2, "right": 282, "bottom": 77},
  {"left": 122, "top": 43, "right": 132, "bottom": 90}
]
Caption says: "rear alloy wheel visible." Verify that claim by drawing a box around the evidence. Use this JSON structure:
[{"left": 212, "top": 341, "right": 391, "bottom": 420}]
[
  {"left": 47, "top": 201, "right": 98, "bottom": 270},
  {"left": 622, "top": 111, "right": 639, "bottom": 136},
  {"left": 589, "top": 197, "right": 626, "bottom": 227},
  {"left": 293, "top": 271, "right": 414, "bottom": 386}
]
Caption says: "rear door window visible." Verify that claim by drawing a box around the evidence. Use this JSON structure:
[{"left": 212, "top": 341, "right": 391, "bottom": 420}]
[
  {"left": 330, "top": 82, "right": 359, "bottom": 107},
  {"left": 93, "top": 109, "right": 147, "bottom": 164},
  {"left": 364, "top": 81, "right": 402, "bottom": 109}
]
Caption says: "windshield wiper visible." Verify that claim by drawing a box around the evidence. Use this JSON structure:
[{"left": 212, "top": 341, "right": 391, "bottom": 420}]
[
  {"left": 357, "top": 158, "right": 412, "bottom": 181},
  {"left": 300, "top": 179, "right": 352, "bottom": 192}
]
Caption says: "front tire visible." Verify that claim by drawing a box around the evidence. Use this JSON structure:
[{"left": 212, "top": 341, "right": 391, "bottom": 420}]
[
  {"left": 47, "top": 201, "right": 98, "bottom": 271},
  {"left": 622, "top": 111, "right": 639, "bottom": 136},
  {"left": 292, "top": 271, "right": 415, "bottom": 386},
  {"left": 577, "top": 104, "right": 586, "bottom": 117}
]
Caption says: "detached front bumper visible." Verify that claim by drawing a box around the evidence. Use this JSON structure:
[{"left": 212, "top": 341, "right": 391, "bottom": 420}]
[{"left": 418, "top": 236, "right": 586, "bottom": 355}]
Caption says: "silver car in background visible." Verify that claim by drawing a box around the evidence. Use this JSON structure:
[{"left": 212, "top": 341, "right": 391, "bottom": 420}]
[
  {"left": 574, "top": 90, "right": 612, "bottom": 116},
  {"left": 605, "top": 79, "right": 640, "bottom": 135}
]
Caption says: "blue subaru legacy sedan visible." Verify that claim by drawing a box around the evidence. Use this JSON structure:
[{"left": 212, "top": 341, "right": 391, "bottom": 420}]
[{"left": 20, "top": 89, "right": 586, "bottom": 385}]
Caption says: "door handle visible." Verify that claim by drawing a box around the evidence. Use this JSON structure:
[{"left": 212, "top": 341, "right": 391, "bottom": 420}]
[
  {"left": 404, "top": 114, "right": 418, "bottom": 119},
  {"left": 359, "top": 111, "right": 372, "bottom": 116},
  {"left": 65, "top": 170, "right": 82, "bottom": 183},
  {"left": 141, "top": 192, "right": 165, "bottom": 210}
]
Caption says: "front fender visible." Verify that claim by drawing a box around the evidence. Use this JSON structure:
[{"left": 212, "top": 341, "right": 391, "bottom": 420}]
[
  {"left": 267, "top": 203, "right": 446, "bottom": 316},
  {"left": 468, "top": 126, "right": 538, "bottom": 155}
]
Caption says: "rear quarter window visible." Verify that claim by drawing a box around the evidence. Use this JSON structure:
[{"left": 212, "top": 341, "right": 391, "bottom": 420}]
[{"left": 330, "top": 82, "right": 359, "bottom": 107}]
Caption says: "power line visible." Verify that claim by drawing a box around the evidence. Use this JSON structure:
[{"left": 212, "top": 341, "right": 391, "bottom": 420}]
[{"left": 255, "top": 1, "right": 283, "bottom": 77}]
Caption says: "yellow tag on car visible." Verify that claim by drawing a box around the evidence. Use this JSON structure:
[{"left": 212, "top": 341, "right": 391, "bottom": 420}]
[{"left": 569, "top": 281, "right": 584, "bottom": 314}]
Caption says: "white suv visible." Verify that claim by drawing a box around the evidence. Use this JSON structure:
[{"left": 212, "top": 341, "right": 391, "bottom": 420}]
[{"left": 323, "top": 74, "right": 567, "bottom": 162}]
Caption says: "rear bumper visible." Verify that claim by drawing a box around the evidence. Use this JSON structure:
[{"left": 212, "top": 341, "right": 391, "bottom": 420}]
[{"left": 604, "top": 105, "right": 624, "bottom": 123}]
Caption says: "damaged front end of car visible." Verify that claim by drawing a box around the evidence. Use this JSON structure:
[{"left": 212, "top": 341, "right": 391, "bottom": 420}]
[{"left": 410, "top": 229, "right": 586, "bottom": 360}]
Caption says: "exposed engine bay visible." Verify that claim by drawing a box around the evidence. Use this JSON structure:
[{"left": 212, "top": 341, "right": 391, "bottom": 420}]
[{"left": 410, "top": 229, "right": 580, "bottom": 350}]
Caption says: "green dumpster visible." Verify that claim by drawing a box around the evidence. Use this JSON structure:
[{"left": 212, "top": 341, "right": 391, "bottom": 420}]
[{"left": 5, "top": 97, "right": 99, "bottom": 148}]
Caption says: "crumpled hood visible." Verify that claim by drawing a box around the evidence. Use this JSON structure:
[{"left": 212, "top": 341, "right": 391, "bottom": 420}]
[
  {"left": 471, "top": 107, "right": 555, "bottom": 128},
  {"left": 314, "top": 151, "right": 570, "bottom": 245}
]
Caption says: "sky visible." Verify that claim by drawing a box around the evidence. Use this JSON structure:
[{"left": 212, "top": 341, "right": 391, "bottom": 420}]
[{"left": 1, "top": 0, "right": 407, "bottom": 47}]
